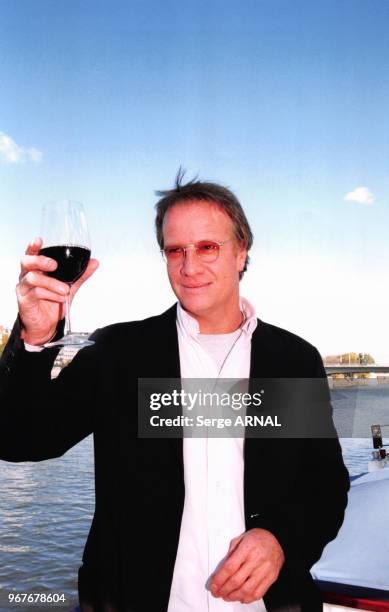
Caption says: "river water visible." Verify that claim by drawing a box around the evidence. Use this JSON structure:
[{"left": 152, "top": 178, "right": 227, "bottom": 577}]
[{"left": 0, "top": 385, "right": 388, "bottom": 611}]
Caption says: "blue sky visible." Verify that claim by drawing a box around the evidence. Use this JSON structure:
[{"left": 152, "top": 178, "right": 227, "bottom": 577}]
[{"left": 1, "top": 0, "right": 389, "bottom": 360}]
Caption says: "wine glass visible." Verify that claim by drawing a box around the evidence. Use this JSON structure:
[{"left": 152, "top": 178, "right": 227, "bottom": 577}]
[{"left": 39, "top": 199, "right": 94, "bottom": 348}]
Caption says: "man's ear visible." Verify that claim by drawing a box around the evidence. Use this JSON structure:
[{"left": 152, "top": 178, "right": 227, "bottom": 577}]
[{"left": 237, "top": 244, "right": 247, "bottom": 272}]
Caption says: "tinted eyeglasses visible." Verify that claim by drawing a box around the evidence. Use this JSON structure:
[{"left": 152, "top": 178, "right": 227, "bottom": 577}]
[{"left": 161, "top": 240, "right": 231, "bottom": 266}]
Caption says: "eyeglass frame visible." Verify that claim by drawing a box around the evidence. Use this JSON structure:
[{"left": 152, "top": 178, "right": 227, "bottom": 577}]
[{"left": 160, "top": 239, "right": 232, "bottom": 265}]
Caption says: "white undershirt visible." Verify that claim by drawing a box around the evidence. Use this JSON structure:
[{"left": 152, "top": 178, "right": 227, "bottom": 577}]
[{"left": 167, "top": 298, "right": 266, "bottom": 612}]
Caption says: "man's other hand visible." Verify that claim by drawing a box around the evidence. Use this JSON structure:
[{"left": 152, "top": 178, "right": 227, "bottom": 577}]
[{"left": 210, "top": 528, "right": 285, "bottom": 604}]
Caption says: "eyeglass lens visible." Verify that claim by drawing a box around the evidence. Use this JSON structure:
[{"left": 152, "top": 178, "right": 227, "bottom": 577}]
[{"left": 164, "top": 241, "right": 220, "bottom": 264}]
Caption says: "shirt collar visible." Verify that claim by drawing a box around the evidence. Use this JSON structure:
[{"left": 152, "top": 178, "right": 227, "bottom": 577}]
[
  {"left": 240, "top": 296, "right": 258, "bottom": 337},
  {"left": 176, "top": 296, "right": 258, "bottom": 341}
]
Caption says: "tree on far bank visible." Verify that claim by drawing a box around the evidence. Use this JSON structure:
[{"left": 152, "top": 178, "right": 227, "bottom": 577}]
[
  {"left": 324, "top": 352, "right": 375, "bottom": 365},
  {"left": 0, "top": 333, "right": 10, "bottom": 357}
]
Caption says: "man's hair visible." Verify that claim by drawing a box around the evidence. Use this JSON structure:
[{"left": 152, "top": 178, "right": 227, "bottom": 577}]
[{"left": 154, "top": 168, "right": 253, "bottom": 279}]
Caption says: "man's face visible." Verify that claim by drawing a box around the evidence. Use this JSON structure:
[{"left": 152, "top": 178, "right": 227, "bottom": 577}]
[{"left": 162, "top": 200, "right": 247, "bottom": 326}]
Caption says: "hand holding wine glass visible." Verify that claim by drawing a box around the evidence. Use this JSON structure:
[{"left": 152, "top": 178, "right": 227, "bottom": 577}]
[{"left": 17, "top": 201, "right": 99, "bottom": 348}]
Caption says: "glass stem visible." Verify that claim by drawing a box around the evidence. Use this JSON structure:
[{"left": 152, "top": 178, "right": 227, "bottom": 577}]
[{"left": 64, "top": 287, "right": 72, "bottom": 336}]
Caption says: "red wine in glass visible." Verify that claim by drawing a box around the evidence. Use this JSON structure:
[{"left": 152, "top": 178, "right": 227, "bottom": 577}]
[
  {"left": 39, "top": 245, "right": 91, "bottom": 284},
  {"left": 39, "top": 200, "right": 94, "bottom": 348}
]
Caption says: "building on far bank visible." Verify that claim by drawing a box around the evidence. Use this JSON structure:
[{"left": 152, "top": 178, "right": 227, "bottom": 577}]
[{"left": 51, "top": 333, "right": 91, "bottom": 379}]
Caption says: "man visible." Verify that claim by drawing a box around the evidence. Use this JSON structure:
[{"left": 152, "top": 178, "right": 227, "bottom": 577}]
[{"left": 0, "top": 173, "right": 349, "bottom": 612}]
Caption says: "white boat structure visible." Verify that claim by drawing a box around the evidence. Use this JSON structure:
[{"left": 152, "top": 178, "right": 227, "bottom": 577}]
[{"left": 312, "top": 456, "right": 389, "bottom": 611}]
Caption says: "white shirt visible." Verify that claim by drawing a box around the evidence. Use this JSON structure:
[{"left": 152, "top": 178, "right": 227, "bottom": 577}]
[{"left": 167, "top": 298, "right": 267, "bottom": 612}]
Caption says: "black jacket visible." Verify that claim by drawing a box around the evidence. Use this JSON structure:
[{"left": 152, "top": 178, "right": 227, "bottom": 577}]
[{"left": 0, "top": 304, "right": 349, "bottom": 612}]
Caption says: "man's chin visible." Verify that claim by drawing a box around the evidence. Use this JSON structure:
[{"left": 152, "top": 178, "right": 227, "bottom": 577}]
[{"left": 178, "top": 295, "right": 212, "bottom": 318}]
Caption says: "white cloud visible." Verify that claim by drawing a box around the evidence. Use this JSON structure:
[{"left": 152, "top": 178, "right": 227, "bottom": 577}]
[
  {"left": 0, "top": 131, "right": 42, "bottom": 163},
  {"left": 344, "top": 186, "right": 375, "bottom": 205}
]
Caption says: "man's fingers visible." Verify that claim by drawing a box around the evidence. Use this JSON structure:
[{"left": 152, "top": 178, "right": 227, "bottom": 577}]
[
  {"left": 26, "top": 287, "right": 67, "bottom": 304},
  {"left": 21, "top": 238, "right": 58, "bottom": 281},
  {"left": 211, "top": 545, "right": 247, "bottom": 594},
  {"left": 20, "top": 254, "right": 57, "bottom": 277},
  {"left": 214, "top": 563, "right": 253, "bottom": 599},
  {"left": 253, "top": 575, "right": 273, "bottom": 602},
  {"left": 25, "top": 237, "right": 43, "bottom": 255},
  {"left": 71, "top": 258, "right": 99, "bottom": 292},
  {"left": 228, "top": 533, "right": 245, "bottom": 556},
  {"left": 19, "top": 271, "right": 70, "bottom": 297},
  {"left": 223, "top": 570, "right": 272, "bottom": 604}
]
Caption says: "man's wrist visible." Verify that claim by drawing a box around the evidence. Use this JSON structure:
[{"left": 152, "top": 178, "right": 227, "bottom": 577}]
[
  {"left": 21, "top": 330, "right": 57, "bottom": 346},
  {"left": 19, "top": 317, "right": 60, "bottom": 347}
]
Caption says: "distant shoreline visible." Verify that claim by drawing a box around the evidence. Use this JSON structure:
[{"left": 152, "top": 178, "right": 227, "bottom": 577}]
[{"left": 329, "top": 377, "right": 389, "bottom": 389}]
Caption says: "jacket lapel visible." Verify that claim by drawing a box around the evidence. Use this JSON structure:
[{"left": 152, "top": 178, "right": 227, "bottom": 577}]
[{"left": 143, "top": 304, "right": 183, "bottom": 474}]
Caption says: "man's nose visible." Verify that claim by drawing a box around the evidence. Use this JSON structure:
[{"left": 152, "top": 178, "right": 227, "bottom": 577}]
[{"left": 181, "top": 246, "right": 203, "bottom": 274}]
